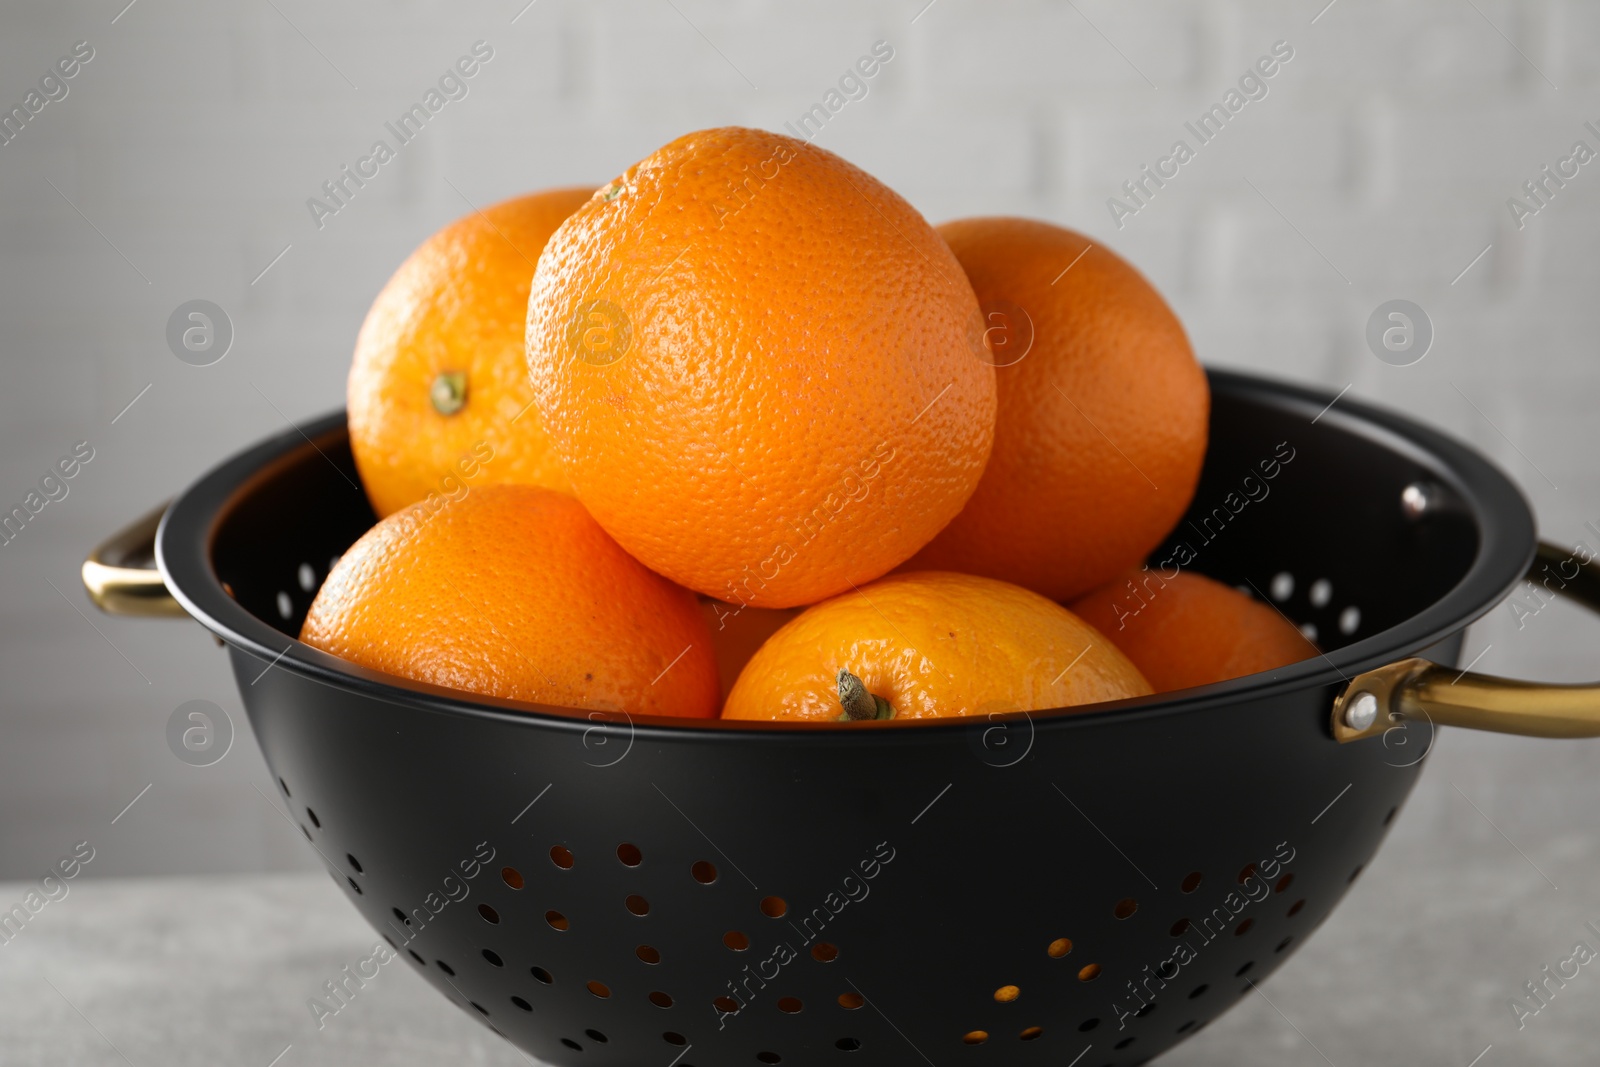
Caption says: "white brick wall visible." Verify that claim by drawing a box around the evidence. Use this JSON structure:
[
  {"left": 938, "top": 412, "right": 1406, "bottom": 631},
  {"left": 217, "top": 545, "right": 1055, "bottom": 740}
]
[{"left": 1, "top": 0, "right": 1597, "bottom": 894}]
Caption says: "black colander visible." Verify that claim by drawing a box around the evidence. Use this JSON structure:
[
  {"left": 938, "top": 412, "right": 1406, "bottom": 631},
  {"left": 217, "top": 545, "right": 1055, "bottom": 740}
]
[{"left": 87, "top": 368, "right": 1599, "bottom": 1066}]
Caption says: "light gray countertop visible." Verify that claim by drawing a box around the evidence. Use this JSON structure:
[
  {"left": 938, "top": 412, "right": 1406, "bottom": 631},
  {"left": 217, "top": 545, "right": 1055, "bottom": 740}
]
[{"left": 2, "top": 788, "right": 1598, "bottom": 1067}]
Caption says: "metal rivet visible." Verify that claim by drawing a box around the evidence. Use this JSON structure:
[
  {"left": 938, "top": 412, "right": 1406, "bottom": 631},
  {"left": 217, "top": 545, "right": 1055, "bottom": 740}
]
[
  {"left": 1400, "top": 482, "right": 1433, "bottom": 520},
  {"left": 1344, "top": 691, "right": 1379, "bottom": 731}
]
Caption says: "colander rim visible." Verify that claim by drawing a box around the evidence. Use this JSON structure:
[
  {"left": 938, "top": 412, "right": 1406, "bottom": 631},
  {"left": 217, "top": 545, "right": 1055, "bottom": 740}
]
[{"left": 156, "top": 367, "right": 1537, "bottom": 742}]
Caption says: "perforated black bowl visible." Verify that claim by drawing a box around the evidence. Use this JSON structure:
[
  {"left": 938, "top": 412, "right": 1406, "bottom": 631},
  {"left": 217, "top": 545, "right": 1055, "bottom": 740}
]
[{"left": 140, "top": 369, "right": 1541, "bottom": 1065}]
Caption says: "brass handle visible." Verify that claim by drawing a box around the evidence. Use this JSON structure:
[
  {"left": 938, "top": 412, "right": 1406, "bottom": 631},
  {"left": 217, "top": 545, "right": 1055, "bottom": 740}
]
[
  {"left": 81, "top": 501, "right": 188, "bottom": 617},
  {"left": 1333, "top": 542, "right": 1600, "bottom": 742}
]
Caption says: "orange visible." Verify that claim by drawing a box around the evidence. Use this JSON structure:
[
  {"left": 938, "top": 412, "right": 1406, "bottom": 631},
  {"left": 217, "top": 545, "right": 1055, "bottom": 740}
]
[
  {"left": 908, "top": 218, "right": 1209, "bottom": 601},
  {"left": 722, "top": 571, "right": 1151, "bottom": 722},
  {"left": 1071, "top": 569, "right": 1313, "bottom": 692},
  {"left": 696, "top": 601, "right": 802, "bottom": 702},
  {"left": 300, "top": 485, "right": 719, "bottom": 718},
  {"left": 349, "top": 186, "right": 594, "bottom": 518},
  {"left": 525, "top": 127, "right": 996, "bottom": 609}
]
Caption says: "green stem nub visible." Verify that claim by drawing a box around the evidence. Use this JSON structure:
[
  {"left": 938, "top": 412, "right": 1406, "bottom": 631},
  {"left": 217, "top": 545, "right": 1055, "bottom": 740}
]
[
  {"left": 430, "top": 371, "right": 467, "bottom": 415},
  {"left": 837, "top": 669, "right": 895, "bottom": 722}
]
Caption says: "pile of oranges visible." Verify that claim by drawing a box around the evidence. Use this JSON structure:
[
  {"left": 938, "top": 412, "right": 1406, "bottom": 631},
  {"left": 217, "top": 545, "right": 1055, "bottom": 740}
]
[{"left": 303, "top": 126, "right": 1313, "bottom": 724}]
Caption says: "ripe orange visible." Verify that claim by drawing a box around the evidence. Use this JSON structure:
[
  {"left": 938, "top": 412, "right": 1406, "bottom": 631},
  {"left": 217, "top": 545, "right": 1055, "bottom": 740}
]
[
  {"left": 722, "top": 571, "right": 1151, "bottom": 722},
  {"left": 908, "top": 218, "right": 1209, "bottom": 602},
  {"left": 1071, "top": 569, "right": 1313, "bottom": 692},
  {"left": 300, "top": 485, "right": 720, "bottom": 718},
  {"left": 349, "top": 186, "right": 595, "bottom": 518},
  {"left": 525, "top": 126, "right": 996, "bottom": 609},
  {"left": 696, "top": 601, "right": 802, "bottom": 702}
]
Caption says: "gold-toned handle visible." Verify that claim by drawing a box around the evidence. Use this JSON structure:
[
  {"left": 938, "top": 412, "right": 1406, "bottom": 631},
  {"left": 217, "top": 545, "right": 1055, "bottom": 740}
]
[
  {"left": 1333, "top": 542, "right": 1600, "bottom": 742},
  {"left": 81, "top": 501, "right": 188, "bottom": 617}
]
